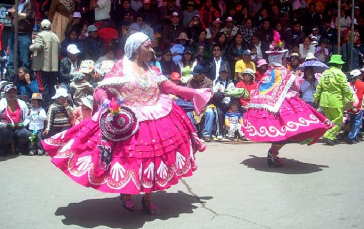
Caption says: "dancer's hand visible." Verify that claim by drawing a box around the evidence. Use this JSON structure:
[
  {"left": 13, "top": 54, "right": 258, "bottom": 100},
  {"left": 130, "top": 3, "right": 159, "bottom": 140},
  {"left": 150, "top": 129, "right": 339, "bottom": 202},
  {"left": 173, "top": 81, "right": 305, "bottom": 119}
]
[{"left": 353, "top": 100, "right": 359, "bottom": 107}]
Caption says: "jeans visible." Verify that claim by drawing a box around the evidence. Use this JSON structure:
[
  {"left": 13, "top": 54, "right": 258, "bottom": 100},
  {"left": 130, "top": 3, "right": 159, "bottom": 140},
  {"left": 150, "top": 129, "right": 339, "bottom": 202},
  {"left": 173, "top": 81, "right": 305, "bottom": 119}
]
[
  {"left": 187, "top": 108, "right": 215, "bottom": 137},
  {"left": 8, "top": 33, "right": 32, "bottom": 74},
  {"left": 348, "top": 110, "right": 363, "bottom": 141},
  {"left": 0, "top": 128, "right": 29, "bottom": 153}
]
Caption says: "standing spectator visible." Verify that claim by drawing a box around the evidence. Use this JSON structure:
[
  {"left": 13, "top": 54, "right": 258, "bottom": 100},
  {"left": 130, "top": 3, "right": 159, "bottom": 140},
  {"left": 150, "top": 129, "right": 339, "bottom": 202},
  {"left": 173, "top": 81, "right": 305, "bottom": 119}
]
[
  {"left": 255, "top": 18, "right": 274, "bottom": 47},
  {"left": 48, "top": 0, "right": 75, "bottom": 42},
  {"left": 199, "top": 0, "right": 219, "bottom": 30},
  {"left": 89, "top": 0, "right": 111, "bottom": 25},
  {"left": 0, "top": 85, "right": 29, "bottom": 156},
  {"left": 235, "top": 50, "right": 256, "bottom": 81},
  {"left": 342, "top": 31, "right": 362, "bottom": 73},
  {"left": 59, "top": 44, "right": 82, "bottom": 89},
  {"left": 83, "top": 25, "right": 105, "bottom": 61},
  {"left": 29, "top": 19, "right": 60, "bottom": 110},
  {"left": 26, "top": 93, "right": 47, "bottom": 156},
  {"left": 7, "top": 0, "right": 37, "bottom": 75},
  {"left": 182, "top": 1, "right": 200, "bottom": 28},
  {"left": 43, "top": 88, "right": 75, "bottom": 139},
  {"left": 206, "top": 44, "right": 230, "bottom": 82},
  {"left": 220, "top": 17, "right": 239, "bottom": 43},
  {"left": 313, "top": 55, "right": 355, "bottom": 145},
  {"left": 186, "top": 65, "right": 215, "bottom": 142},
  {"left": 301, "top": 2, "right": 322, "bottom": 36},
  {"left": 346, "top": 69, "right": 364, "bottom": 144},
  {"left": 161, "top": 12, "right": 185, "bottom": 48}
]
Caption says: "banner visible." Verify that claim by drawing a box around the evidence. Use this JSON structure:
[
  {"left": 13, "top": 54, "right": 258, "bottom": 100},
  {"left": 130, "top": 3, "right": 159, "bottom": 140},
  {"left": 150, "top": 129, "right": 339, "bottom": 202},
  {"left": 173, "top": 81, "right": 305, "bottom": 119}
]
[{"left": 0, "top": 4, "right": 12, "bottom": 27}]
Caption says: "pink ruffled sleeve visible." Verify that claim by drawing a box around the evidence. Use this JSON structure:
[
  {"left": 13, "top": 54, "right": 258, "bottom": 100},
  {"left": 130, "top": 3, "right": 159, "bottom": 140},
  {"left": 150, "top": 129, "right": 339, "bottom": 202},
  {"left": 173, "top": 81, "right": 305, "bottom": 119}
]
[{"left": 159, "top": 80, "right": 211, "bottom": 115}]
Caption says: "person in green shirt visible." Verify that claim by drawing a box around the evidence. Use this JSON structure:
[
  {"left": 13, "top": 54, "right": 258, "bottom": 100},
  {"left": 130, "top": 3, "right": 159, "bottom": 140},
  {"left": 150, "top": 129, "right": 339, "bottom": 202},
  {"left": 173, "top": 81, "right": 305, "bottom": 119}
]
[{"left": 313, "top": 54, "right": 356, "bottom": 145}]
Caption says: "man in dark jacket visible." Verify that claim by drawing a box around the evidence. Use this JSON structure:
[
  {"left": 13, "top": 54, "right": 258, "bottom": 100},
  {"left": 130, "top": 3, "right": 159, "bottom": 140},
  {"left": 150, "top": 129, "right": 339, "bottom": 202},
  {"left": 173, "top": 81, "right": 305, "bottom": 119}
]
[
  {"left": 83, "top": 25, "right": 105, "bottom": 61},
  {"left": 7, "top": 0, "right": 36, "bottom": 75},
  {"left": 161, "top": 12, "right": 185, "bottom": 48},
  {"left": 301, "top": 2, "right": 322, "bottom": 35},
  {"left": 59, "top": 44, "right": 82, "bottom": 88},
  {"left": 206, "top": 44, "right": 230, "bottom": 82}
]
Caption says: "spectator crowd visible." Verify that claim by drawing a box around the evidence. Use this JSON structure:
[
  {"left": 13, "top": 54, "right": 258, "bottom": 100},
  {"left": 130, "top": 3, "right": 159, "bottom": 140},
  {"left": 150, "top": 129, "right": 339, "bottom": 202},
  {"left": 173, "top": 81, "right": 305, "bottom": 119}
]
[{"left": 1, "top": 0, "right": 364, "bottom": 156}]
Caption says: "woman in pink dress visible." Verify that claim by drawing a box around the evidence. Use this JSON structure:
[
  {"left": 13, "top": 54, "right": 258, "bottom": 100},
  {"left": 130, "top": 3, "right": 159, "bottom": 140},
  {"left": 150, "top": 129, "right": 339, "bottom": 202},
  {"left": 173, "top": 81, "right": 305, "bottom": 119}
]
[
  {"left": 42, "top": 32, "right": 211, "bottom": 214},
  {"left": 242, "top": 31, "right": 332, "bottom": 167}
]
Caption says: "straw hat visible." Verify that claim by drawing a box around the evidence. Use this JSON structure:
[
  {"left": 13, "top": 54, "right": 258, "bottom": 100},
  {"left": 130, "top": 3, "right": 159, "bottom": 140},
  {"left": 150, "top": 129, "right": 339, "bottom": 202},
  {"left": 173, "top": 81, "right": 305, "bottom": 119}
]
[{"left": 31, "top": 93, "right": 43, "bottom": 100}]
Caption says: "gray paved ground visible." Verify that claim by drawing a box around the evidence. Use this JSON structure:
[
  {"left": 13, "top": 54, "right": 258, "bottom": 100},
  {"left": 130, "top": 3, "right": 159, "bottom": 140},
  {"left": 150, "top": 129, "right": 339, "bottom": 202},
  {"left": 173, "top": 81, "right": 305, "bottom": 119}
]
[{"left": 1, "top": 140, "right": 364, "bottom": 229}]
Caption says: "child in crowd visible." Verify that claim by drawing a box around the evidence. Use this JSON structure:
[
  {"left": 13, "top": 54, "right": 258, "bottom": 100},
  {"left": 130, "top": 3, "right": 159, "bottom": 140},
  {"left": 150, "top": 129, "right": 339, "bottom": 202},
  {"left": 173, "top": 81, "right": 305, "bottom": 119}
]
[
  {"left": 255, "top": 59, "right": 268, "bottom": 82},
  {"left": 74, "top": 95, "right": 93, "bottom": 125},
  {"left": 43, "top": 88, "right": 75, "bottom": 138},
  {"left": 26, "top": 93, "right": 47, "bottom": 156},
  {"left": 315, "top": 38, "right": 330, "bottom": 63},
  {"left": 225, "top": 100, "right": 245, "bottom": 141},
  {"left": 70, "top": 70, "right": 94, "bottom": 107},
  {"left": 287, "top": 53, "right": 300, "bottom": 72}
]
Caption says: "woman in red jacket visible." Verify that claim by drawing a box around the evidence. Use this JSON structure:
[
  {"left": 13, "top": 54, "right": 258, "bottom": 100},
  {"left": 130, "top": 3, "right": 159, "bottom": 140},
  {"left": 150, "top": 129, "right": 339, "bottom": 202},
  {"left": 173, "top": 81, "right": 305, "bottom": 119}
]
[{"left": 236, "top": 68, "right": 257, "bottom": 110}]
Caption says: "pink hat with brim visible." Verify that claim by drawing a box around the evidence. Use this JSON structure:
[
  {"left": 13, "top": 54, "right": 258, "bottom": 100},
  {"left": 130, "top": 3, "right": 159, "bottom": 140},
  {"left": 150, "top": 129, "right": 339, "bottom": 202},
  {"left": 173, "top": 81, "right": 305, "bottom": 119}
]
[{"left": 257, "top": 59, "right": 268, "bottom": 67}]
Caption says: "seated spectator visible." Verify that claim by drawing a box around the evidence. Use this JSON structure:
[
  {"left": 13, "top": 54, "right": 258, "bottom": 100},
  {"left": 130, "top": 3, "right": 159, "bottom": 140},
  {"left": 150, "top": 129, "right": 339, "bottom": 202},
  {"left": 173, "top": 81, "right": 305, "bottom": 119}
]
[
  {"left": 95, "top": 47, "right": 118, "bottom": 64},
  {"left": 59, "top": 44, "right": 82, "bottom": 89},
  {"left": 70, "top": 71, "right": 95, "bottom": 107},
  {"left": 287, "top": 53, "right": 300, "bottom": 72},
  {"left": 161, "top": 12, "right": 185, "bottom": 48},
  {"left": 131, "top": 0, "right": 143, "bottom": 11},
  {"left": 235, "top": 50, "right": 256, "bottom": 81},
  {"left": 212, "top": 64, "right": 235, "bottom": 139},
  {"left": 13, "top": 66, "right": 39, "bottom": 100},
  {"left": 255, "top": 59, "right": 268, "bottom": 82},
  {"left": 299, "top": 36, "right": 316, "bottom": 61},
  {"left": 65, "top": 12, "right": 83, "bottom": 38},
  {"left": 287, "top": 21, "right": 305, "bottom": 50},
  {"left": 146, "top": 49, "right": 161, "bottom": 72},
  {"left": 255, "top": 18, "right": 274, "bottom": 47},
  {"left": 191, "top": 29, "right": 212, "bottom": 63},
  {"left": 186, "top": 15, "right": 202, "bottom": 41},
  {"left": 199, "top": 0, "right": 219, "bottom": 30},
  {"left": 240, "top": 18, "right": 256, "bottom": 47},
  {"left": 137, "top": 0, "right": 158, "bottom": 32},
  {"left": 43, "top": 88, "right": 74, "bottom": 139},
  {"left": 206, "top": 43, "right": 230, "bottom": 82},
  {"left": 226, "top": 32, "right": 244, "bottom": 74},
  {"left": 83, "top": 25, "right": 105, "bottom": 61},
  {"left": 315, "top": 38, "right": 330, "bottom": 63},
  {"left": 225, "top": 100, "right": 244, "bottom": 141},
  {"left": 136, "top": 13, "right": 154, "bottom": 42},
  {"left": 74, "top": 95, "right": 93, "bottom": 125},
  {"left": 160, "top": 49, "right": 180, "bottom": 77},
  {"left": 182, "top": 1, "right": 200, "bottom": 28},
  {"left": 171, "top": 32, "right": 190, "bottom": 64},
  {"left": 251, "top": 33, "right": 269, "bottom": 61},
  {"left": 236, "top": 68, "right": 257, "bottom": 110},
  {"left": 60, "top": 28, "right": 85, "bottom": 58},
  {"left": 113, "top": 0, "right": 137, "bottom": 28},
  {"left": 207, "top": 18, "right": 223, "bottom": 43},
  {"left": 178, "top": 47, "right": 198, "bottom": 84},
  {"left": 0, "top": 85, "right": 29, "bottom": 156},
  {"left": 26, "top": 93, "right": 47, "bottom": 156},
  {"left": 213, "top": 32, "right": 228, "bottom": 57},
  {"left": 186, "top": 65, "right": 215, "bottom": 142},
  {"left": 159, "top": 0, "right": 182, "bottom": 27},
  {"left": 220, "top": 17, "right": 239, "bottom": 43}
]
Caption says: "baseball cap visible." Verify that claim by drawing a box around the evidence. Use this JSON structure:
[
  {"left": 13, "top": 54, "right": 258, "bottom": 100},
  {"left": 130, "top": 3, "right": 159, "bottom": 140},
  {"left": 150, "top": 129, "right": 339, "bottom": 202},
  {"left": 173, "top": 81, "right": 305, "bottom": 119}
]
[
  {"left": 41, "top": 19, "right": 51, "bottom": 30},
  {"left": 213, "top": 18, "right": 222, "bottom": 24},
  {"left": 73, "top": 12, "right": 81, "bottom": 18},
  {"left": 4, "top": 84, "right": 17, "bottom": 93},
  {"left": 87, "top": 25, "right": 98, "bottom": 32},
  {"left": 172, "top": 12, "right": 178, "bottom": 17},
  {"left": 226, "top": 17, "right": 233, "bottom": 22},
  {"left": 67, "top": 44, "right": 81, "bottom": 54},
  {"left": 163, "top": 48, "right": 172, "bottom": 55},
  {"left": 243, "top": 50, "right": 252, "bottom": 56},
  {"left": 192, "top": 65, "right": 205, "bottom": 76},
  {"left": 219, "top": 64, "right": 230, "bottom": 73},
  {"left": 171, "top": 72, "right": 181, "bottom": 81},
  {"left": 312, "top": 26, "right": 319, "bottom": 31}
]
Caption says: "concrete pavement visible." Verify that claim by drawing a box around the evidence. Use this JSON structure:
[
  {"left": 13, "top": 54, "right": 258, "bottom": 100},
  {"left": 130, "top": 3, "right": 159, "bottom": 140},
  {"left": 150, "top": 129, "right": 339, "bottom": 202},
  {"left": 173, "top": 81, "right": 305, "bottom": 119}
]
[{"left": 1, "top": 140, "right": 364, "bottom": 229}]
